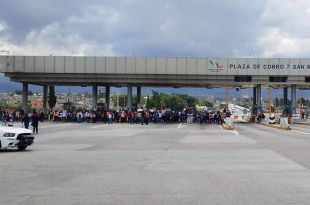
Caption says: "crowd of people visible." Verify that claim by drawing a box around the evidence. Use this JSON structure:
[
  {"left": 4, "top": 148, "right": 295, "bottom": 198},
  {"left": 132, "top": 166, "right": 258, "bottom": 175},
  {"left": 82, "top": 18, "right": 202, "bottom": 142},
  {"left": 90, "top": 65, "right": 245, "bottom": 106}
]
[
  {"left": 0, "top": 107, "right": 231, "bottom": 128},
  {"left": 0, "top": 109, "right": 45, "bottom": 123},
  {"left": 45, "top": 108, "right": 230, "bottom": 125}
]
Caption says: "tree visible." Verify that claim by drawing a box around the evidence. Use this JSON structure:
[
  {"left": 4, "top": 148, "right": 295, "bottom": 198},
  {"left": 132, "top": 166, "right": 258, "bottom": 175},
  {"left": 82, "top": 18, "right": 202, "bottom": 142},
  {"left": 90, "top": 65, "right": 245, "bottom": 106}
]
[
  {"left": 148, "top": 91, "right": 161, "bottom": 109},
  {"left": 166, "top": 94, "right": 187, "bottom": 110},
  {"left": 14, "top": 90, "right": 22, "bottom": 95},
  {"left": 198, "top": 99, "right": 213, "bottom": 107},
  {"left": 48, "top": 86, "right": 57, "bottom": 110},
  {"left": 98, "top": 91, "right": 106, "bottom": 99},
  {"left": 146, "top": 94, "right": 150, "bottom": 109},
  {"left": 175, "top": 94, "right": 197, "bottom": 106},
  {"left": 146, "top": 91, "right": 198, "bottom": 111}
]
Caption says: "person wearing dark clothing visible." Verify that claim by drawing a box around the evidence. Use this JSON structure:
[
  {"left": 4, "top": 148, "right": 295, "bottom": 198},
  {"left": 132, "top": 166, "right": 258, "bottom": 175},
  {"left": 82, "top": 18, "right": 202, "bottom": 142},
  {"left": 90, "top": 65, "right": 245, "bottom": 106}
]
[
  {"left": 23, "top": 114, "right": 30, "bottom": 129},
  {"left": 199, "top": 112, "right": 204, "bottom": 125},
  {"left": 214, "top": 113, "right": 218, "bottom": 125},
  {"left": 40, "top": 112, "right": 45, "bottom": 122},
  {"left": 141, "top": 111, "right": 145, "bottom": 125},
  {"left": 226, "top": 110, "right": 231, "bottom": 118},
  {"left": 31, "top": 110, "right": 40, "bottom": 135},
  {"left": 0, "top": 110, "right": 3, "bottom": 122}
]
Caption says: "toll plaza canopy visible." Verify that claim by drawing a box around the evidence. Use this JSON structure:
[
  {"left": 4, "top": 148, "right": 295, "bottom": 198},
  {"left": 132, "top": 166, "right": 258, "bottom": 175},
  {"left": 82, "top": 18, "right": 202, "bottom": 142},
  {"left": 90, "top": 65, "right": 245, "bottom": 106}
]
[{"left": 1, "top": 56, "right": 310, "bottom": 88}]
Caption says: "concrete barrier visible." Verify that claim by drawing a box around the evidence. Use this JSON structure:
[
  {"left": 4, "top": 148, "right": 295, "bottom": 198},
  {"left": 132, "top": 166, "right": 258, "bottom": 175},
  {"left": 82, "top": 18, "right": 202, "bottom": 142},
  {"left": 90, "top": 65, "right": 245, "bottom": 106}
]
[
  {"left": 262, "top": 117, "right": 291, "bottom": 130},
  {"left": 280, "top": 117, "right": 290, "bottom": 129},
  {"left": 223, "top": 117, "right": 235, "bottom": 130}
]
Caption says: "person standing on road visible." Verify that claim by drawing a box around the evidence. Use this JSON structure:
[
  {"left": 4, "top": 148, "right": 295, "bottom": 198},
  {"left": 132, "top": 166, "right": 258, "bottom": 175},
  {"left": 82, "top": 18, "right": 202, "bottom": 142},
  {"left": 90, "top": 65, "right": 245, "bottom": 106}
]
[
  {"left": 141, "top": 110, "right": 145, "bottom": 125},
  {"left": 0, "top": 109, "right": 4, "bottom": 122},
  {"left": 23, "top": 113, "right": 30, "bottom": 129},
  {"left": 144, "top": 110, "right": 149, "bottom": 125},
  {"left": 108, "top": 112, "right": 113, "bottom": 124},
  {"left": 31, "top": 109, "right": 40, "bottom": 135},
  {"left": 39, "top": 111, "right": 45, "bottom": 122}
]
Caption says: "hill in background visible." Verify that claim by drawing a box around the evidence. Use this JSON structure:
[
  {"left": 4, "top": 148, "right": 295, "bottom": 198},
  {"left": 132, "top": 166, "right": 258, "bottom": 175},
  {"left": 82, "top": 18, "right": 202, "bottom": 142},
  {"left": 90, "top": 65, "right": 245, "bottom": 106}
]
[{"left": 1, "top": 75, "right": 309, "bottom": 99}]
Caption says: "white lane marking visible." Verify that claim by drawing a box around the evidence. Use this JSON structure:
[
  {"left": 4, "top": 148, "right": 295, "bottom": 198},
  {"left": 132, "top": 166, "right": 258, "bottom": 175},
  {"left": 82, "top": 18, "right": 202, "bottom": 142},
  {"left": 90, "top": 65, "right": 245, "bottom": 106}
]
[
  {"left": 178, "top": 123, "right": 189, "bottom": 129},
  {"left": 291, "top": 130, "right": 310, "bottom": 135},
  {"left": 217, "top": 125, "right": 239, "bottom": 135},
  {"left": 39, "top": 123, "right": 72, "bottom": 128},
  {"left": 231, "top": 130, "right": 240, "bottom": 136},
  {"left": 91, "top": 124, "right": 107, "bottom": 129}
]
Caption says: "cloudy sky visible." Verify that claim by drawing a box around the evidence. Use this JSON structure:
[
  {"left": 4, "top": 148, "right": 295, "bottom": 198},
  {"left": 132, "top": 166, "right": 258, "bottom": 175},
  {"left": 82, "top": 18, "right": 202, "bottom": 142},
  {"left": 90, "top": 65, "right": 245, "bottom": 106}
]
[
  {"left": 1, "top": 0, "right": 310, "bottom": 58},
  {"left": 1, "top": 0, "right": 310, "bottom": 94}
]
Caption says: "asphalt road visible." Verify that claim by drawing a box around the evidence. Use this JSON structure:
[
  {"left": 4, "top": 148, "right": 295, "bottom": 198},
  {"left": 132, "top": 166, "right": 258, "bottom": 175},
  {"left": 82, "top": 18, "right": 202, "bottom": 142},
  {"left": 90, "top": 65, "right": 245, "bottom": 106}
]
[{"left": 1, "top": 122, "right": 310, "bottom": 205}]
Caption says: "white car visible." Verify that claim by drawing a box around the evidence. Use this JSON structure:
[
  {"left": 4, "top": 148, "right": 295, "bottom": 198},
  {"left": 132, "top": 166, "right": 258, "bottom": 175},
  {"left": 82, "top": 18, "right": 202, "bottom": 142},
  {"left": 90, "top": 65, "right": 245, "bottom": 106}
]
[{"left": 0, "top": 121, "right": 34, "bottom": 151}]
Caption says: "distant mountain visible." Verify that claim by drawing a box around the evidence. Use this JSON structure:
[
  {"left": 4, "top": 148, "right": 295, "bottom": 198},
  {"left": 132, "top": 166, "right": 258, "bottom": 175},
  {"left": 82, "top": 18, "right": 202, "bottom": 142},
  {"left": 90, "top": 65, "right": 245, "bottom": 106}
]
[{"left": 1, "top": 75, "right": 309, "bottom": 99}]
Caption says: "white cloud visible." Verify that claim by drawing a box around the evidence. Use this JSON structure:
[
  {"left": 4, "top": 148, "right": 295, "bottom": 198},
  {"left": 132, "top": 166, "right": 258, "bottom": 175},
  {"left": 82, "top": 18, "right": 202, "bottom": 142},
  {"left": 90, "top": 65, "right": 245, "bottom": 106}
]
[
  {"left": 0, "top": 22, "right": 115, "bottom": 56},
  {"left": 257, "top": 0, "right": 310, "bottom": 57},
  {"left": 0, "top": 1, "right": 268, "bottom": 57},
  {"left": 257, "top": 27, "right": 310, "bottom": 57},
  {"left": 0, "top": 20, "right": 7, "bottom": 32},
  {"left": 7, "top": 0, "right": 310, "bottom": 58}
]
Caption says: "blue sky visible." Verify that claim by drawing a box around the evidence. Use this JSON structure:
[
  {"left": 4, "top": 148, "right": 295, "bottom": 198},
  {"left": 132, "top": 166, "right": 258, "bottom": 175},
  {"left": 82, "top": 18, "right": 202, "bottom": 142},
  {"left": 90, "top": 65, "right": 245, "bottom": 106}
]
[{"left": 1, "top": 0, "right": 310, "bottom": 96}]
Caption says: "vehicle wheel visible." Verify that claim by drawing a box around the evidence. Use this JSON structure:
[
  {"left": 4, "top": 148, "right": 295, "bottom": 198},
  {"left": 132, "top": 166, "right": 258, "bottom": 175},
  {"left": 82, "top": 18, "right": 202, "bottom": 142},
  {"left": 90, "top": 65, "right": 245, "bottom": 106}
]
[{"left": 18, "top": 145, "right": 27, "bottom": 151}]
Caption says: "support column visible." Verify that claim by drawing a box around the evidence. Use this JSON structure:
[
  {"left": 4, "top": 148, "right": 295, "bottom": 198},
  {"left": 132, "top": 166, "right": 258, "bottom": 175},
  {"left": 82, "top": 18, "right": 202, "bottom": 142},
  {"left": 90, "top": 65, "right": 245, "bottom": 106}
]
[
  {"left": 92, "top": 85, "right": 98, "bottom": 111},
  {"left": 137, "top": 86, "right": 141, "bottom": 106},
  {"left": 105, "top": 85, "right": 110, "bottom": 110},
  {"left": 283, "top": 87, "right": 288, "bottom": 106},
  {"left": 43, "top": 85, "right": 48, "bottom": 114},
  {"left": 22, "top": 82, "right": 28, "bottom": 114},
  {"left": 252, "top": 87, "right": 257, "bottom": 116},
  {"left": 256, "top": 84, "right": 262, "bottom": 112},
  {"left": 253, "top": 87, "right": 257, "bottom": 105},
  {"left": 291, "top": 84, "right": 297, "bottom": 114},
  {"left": 127, "top": 84, "right": 132, "bottom": 110}
]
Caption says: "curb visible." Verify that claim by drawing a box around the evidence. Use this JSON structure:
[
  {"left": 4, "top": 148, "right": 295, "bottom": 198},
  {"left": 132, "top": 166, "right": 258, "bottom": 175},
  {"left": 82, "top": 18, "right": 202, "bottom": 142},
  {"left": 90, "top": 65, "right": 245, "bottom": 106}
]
[
  {"left": 221, "top": 124, "right": 236, "bottom": 130},
  {"left": 262, "top": 122, "right": 291, "bottom": 130},
  {"left": 292, "top": 122, "right": 310, "bottom": 126}
]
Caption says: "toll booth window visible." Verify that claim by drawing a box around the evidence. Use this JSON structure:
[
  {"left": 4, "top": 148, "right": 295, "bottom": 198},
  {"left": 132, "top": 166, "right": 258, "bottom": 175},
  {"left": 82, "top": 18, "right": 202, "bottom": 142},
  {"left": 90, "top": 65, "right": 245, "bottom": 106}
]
[
  {"left": 234, "top": 76, "right": 252, "bottom": 82},
  {"left": 305, "top": 77, "right": 310, "bottom": 82},
  {"left": 269, "top": 76, "right": 287, "bottom": 82}
]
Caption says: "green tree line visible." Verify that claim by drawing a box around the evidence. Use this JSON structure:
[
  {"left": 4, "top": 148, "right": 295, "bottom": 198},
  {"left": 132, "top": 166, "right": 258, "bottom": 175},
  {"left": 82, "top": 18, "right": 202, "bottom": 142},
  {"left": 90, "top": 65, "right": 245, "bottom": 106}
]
[{"left": 146, "top": 91, "right": 213, "bottom": 110}]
